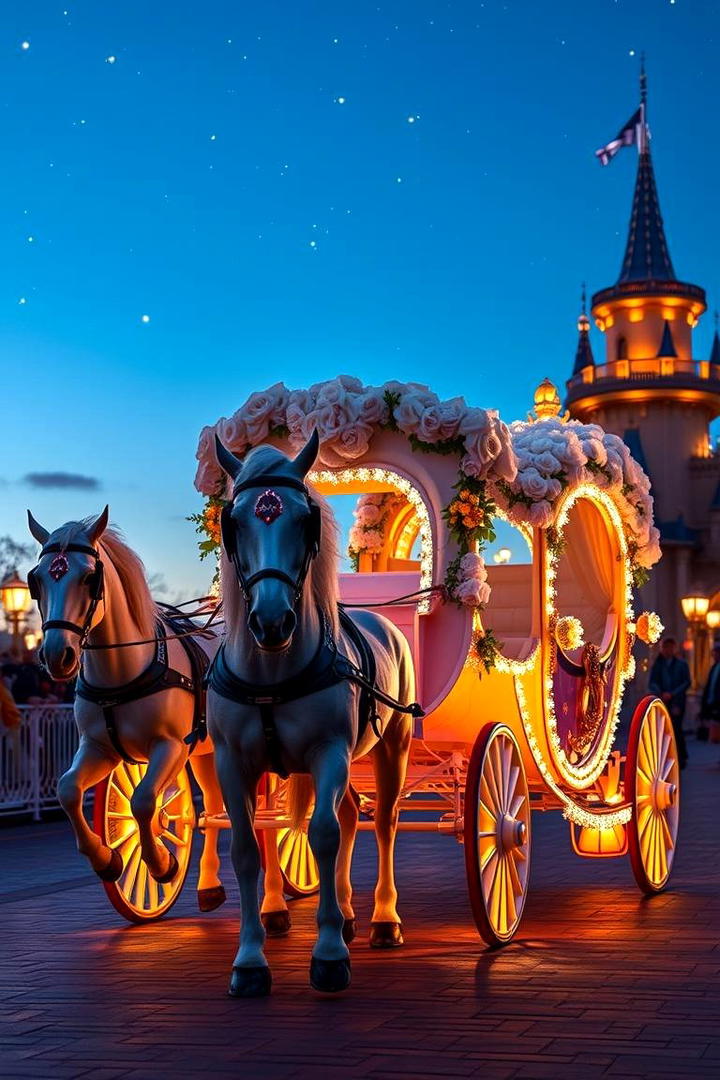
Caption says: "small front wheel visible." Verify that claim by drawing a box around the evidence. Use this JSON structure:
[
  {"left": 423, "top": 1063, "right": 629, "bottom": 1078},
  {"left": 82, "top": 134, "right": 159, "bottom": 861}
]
[
  {"left": 93, "top": 761, "right": 194, "bottom": 923},
  {"left": 258, "top": 776, "right": 319, "bottom": 898},
  {"left": 464, "top": 723, "right": 531, "bottom": 946},
  {"left": 626, "top": 696, "right": 680, "bottom": 894}
]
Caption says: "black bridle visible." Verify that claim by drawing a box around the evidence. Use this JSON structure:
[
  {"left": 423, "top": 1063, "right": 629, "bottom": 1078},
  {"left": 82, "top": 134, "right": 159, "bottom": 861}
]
[
  {"left": 28, "top": 543, "right": 104, "bottom": 648},
  {"left": 220, "top": 473, "right": 322, "bottom": 608}
]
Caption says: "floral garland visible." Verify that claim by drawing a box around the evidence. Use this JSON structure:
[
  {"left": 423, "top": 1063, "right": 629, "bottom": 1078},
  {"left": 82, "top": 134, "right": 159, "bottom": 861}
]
[
  {"left": 490, "top": 416, "right": 661, "bottom": 585},
  {"left": 194, "top": 376, "right": 516, "bottom": 496}
]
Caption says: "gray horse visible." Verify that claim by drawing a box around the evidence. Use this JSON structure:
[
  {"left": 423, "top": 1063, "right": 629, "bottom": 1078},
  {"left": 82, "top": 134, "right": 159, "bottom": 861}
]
[{"left": 210, "top": 430, "right": 417, "bottom": 996}]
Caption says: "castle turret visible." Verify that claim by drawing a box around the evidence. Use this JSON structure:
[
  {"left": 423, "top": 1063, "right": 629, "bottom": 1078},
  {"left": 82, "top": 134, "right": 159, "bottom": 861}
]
[{"left": 565, "top": 68, "right": 720, "bottom": 642}]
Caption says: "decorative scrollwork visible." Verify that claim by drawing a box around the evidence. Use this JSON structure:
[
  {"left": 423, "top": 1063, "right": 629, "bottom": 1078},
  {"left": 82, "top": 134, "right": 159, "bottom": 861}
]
[{"left": 568, "top": 643, "right": 607, "bottom": 756}]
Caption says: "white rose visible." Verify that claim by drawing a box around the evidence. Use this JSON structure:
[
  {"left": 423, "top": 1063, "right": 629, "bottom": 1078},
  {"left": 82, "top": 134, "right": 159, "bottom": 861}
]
[
  {"left": 416, "top": 398, "right": 464, "bottom": 443},
  {"left": 518, "top": 467, "right": 549, "bottom": 501},
  {"left": 459, "top": 552, "right": 488, "bottom": 582},
  {"left": 455, "top": 578, "right": 491, "bottom": 607}
]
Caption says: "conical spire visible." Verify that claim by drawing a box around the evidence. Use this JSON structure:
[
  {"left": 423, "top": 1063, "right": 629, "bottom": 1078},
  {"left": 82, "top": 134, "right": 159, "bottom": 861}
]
[
  {"left": 657, "top": 319, "right": 677, "bottom": 358},
  {"left": 572, "top": 283, "right": 595, "bottom": 375},
  {"left": 618, "top": 66, "right": 676, "bottom": 284},
  {"left": 711, "top": 312, "right": 720, "bottom": 366}
]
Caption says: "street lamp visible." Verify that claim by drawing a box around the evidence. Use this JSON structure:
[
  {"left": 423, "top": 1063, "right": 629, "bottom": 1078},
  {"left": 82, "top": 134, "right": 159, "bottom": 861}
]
[
  {"left": 706, "top": 610, "right": 720, "bottom": 632},
  {"left": 681, "top": 595, "right": 709, "bottom": 622},
  {"left": 1, "top": 571, "right": 32, "bottom": 654},
  {"left": 682, "top": 593, "right": 710, "bottom": 691},
  {"left": 493, "top": 547, "right": 512, "bottom": 565}
]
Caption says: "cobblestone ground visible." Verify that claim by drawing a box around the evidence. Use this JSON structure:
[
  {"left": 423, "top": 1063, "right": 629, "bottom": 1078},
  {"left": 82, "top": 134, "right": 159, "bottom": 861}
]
[{"left": 1, "top": 737, "right": 719, "bottom": 1080}]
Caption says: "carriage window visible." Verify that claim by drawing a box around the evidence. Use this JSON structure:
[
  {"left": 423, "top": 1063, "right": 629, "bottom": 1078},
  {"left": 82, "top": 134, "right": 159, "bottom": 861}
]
[
  {"left": 329, "top": 490, "right": 422, "bottom": 573},
  {"left": 484, "top": 517, "right": 534, "bottom": 660},
  {"left": 554, "top": 498, "right": 618, "bottom": 648},
  {"left": 616, "top": 336, "right": 627, "bottom": 361}
]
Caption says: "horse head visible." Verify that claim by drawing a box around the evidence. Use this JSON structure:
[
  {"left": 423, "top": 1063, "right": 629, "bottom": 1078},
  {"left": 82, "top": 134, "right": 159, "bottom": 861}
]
[
  {"left": 26, "top": 507, "right": 109, "bottom": 679},
  {"left": 215, "top": 430, "right": 321, "bottom": 651}
]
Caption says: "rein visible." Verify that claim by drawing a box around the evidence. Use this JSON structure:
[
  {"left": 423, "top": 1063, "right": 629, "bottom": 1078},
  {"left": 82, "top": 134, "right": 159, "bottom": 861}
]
[{"left": 30, "top": 540, "right": 224, "bottom": 652}]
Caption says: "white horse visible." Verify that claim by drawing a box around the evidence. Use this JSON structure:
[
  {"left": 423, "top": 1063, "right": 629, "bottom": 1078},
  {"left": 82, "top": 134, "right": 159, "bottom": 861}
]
[
  {"left": 26, "top": 509, "right": 231, "bottom": 909},
  {"left": 210, "top": 430, "right": 418, "bottom": 996}
]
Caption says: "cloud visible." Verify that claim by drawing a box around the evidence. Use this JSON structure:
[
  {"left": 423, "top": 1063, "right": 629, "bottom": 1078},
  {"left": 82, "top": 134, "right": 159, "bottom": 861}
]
[{"left": 23, "top": 472, "right": 101, "bottom": 490}]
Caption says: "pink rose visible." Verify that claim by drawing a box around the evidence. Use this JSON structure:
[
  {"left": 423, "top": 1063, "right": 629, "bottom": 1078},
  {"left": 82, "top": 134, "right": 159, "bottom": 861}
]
[
  {"left": 459, "top": 552, "right": 488, "bottom": 582},
  {"left": 416, "top": 397, "right": 464, "bottom": 444},
  {"left": 455, "top": 578, "right": 491, "bottom": 607},
  {"left": 357, "top": 389, "right": 389, "bottom": 426},
  {"left": 321, "top": 419, "right": 374, "bottom": 464},
  {"left": 220, "top": 413, "right": 249, "bottom": 452},
  {"left": 240, "top": 384, "right": 287, "bottom": 444},
  {"left": 519, "top": 467, "right": 549, "bottom": 501},
  {"left": 527, "top": 500, "right": 554, "bottom": 528},
  {"left": 361, "top": 528, "right": 383, "bottom": 553},
  {"left": 357, "top": 502, "right": 382, "bottom": 527}
]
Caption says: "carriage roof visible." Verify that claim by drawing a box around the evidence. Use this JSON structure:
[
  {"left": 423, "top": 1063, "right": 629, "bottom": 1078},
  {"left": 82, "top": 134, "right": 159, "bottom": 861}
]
[{"left": 194, "top": 375, "right": 660, "bottom": 587}]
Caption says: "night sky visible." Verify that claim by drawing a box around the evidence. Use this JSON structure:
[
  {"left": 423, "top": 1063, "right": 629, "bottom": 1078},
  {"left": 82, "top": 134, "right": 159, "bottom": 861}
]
[{"left": 3, "top": 1, "right": 719, "bottom": 595}]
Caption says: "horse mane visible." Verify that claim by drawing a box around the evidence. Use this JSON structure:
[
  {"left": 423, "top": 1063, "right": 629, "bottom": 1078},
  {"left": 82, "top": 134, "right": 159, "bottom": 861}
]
[
  {"left": 220, "top": 445, "right": 340, "bottom": 637},
  {"left": 49, "top": 518, "right": 159, "bottom": 638}
]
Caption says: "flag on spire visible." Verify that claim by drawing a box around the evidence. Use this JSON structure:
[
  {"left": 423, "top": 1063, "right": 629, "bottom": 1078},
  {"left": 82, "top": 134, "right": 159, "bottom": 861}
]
[
  {"left": 595, "top": 107, "right": 644, "bottom": 165},
  {"left": 595, "top": 56, "right": 648, "bottom": 165}
]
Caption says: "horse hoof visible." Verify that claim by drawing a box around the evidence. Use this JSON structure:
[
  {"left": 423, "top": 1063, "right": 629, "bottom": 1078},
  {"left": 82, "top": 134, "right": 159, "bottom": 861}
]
[
  {"left": 310, "top": 956, "right": 351, "bottom": 994},
  {"left": 96, "top": 849, "right": 123, "bottom": 883},
  {"left": 150, "top": 850, "right": 179, "bottom": 884},
  {"left": 342, "top": 917, "right": 357, "bottom": 944},
  {"left": 369, "top": 921, "right": 404, "bottom": 948},
  {"left": 262, "top": 910, "right": 291, "bottom": 937},
  {"left": 198, "top": 885, "right": 227, "bottom": 912},
  {"left": 229, "top": 965, "right": 272, "bottom": 998}
]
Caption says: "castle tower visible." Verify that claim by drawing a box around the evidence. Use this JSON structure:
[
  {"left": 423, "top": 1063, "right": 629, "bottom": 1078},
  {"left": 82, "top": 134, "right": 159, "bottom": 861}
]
[{"left": 565, "top": 70, "right": 720, "bottom": 642}]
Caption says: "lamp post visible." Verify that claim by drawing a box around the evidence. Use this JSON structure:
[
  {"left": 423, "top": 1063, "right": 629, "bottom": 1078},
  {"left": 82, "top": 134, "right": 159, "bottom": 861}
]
[
  {"left": 493, "top": 547, "right": 512, "bottom": 565},
  {"left": 681, "top": 594, "right": 710, "bottom": 691},
  {"left": 1, "top": 571, "right": 32, "bottom": 655}
]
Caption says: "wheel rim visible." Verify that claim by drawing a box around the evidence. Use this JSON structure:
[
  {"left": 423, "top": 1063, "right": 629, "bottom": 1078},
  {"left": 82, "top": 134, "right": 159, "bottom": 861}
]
[
  {"left": 473, "top": 727, "right": 531, "bottom": 943},
  {"left": 632, "top": 700, "right": 679, "bottom": 891},
  {"left": 99, "top": 762, "right": 194, "bottom": 920}
]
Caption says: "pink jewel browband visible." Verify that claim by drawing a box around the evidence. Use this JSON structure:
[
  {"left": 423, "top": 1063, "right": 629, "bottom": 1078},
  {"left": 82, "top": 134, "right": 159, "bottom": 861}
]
[{"left": 254, "top": 489, "right": 284, "bottom": 524}]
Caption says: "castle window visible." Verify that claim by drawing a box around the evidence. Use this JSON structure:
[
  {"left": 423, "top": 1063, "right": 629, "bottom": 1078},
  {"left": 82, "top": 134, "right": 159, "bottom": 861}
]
[{"left": 616, "top": 336, "right": 628, "bottom": 361}]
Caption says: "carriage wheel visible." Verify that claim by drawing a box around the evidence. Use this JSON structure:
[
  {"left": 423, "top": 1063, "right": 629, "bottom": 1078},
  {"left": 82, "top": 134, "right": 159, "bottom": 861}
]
[
  {"left": 259, "top": 777, "right": 319, "bottom": 898},
  {"left": 93, "top": 761, "right": 195, "bottom": 923},
  {"left": 464, "top": 723, "right": 531, "bottom": 946},
  {"left": 626, "top": 696, "right": 680, "bottom": 895}
]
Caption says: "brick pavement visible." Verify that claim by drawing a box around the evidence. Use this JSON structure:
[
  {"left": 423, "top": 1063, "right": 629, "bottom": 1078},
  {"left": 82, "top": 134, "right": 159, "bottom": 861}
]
[{"left": 1, "top": 737, "right": 719, "bottom": 1080}]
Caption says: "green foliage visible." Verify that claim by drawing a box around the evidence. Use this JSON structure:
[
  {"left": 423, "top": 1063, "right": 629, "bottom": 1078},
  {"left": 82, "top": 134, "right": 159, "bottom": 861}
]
[{"left": 474, "top": 627, "right": 503, "bottom": 677}]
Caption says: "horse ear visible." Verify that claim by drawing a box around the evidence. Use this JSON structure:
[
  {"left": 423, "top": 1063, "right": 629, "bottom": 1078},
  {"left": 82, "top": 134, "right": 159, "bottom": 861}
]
[
  {"left": 292, "top": 429, "right": 320, "bottom": 478},
  {"left": 215, "top": 434, "right": 243, "bottom": 482},
  {"left": 88, "top": 505, "right": 110, "bottom": 545},
  {"left": 27, "top": 510, "right": 50, "bottom": 545}
]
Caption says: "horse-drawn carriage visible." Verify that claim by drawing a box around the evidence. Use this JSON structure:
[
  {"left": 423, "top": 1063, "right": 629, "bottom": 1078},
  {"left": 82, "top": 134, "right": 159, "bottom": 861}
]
[{"left": 30, "top": 376, "right": 677, "bottom": 966}]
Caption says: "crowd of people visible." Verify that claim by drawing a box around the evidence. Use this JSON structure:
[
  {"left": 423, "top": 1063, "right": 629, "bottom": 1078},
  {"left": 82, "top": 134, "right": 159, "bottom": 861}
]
[{"left": 0, "top": 649, "right": 74, "bottom": 730}]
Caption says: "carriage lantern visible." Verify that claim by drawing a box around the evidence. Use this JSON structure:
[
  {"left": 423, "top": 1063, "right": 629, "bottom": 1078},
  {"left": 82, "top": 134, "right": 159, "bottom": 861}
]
[
  {"left": 1, "top": 571, "right": 31, "bottom": 654},
  {"left": 682, "top": 593, "right": 711, "bottom": 690}
]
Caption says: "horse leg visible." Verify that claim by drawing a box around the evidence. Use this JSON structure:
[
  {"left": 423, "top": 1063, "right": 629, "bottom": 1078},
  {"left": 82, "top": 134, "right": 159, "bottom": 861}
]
[
  {"left": 213, "top": 744, "right": 270, "bottom": 998},
  {"left": 336, "top": 786, "right": 359, "bottom": 943},
  {"left": 57, "top": 739, "right": 121, "bottom": 878},
  {"left": 188, "top": 752, "right": 226, "bottom": 911},
  {"left": 369, "top": 714, "right": 412, "bottom": 948},
  {"left": 130, "top": 738, "right": 188, "bottom": 882},
  {"left": 308, "top": 744, "right": 351, "bottom": 993},
  {"left": 260, "top": 776, "right": 291, "bottom": 937}
]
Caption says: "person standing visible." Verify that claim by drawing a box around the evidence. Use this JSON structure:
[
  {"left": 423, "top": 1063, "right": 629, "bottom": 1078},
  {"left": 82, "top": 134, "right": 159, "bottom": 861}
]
[
  {"left": 648, "top": 637, "right": 691, "bottom": 769},
  {"left": 699, "top": 643, "right": 720, "bottom": 745}
]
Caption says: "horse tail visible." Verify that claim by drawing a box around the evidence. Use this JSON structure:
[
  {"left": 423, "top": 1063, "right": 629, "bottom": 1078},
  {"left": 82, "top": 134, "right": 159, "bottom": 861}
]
[{"left": 287, "top": 773, "right": 315, "bottom": 830}]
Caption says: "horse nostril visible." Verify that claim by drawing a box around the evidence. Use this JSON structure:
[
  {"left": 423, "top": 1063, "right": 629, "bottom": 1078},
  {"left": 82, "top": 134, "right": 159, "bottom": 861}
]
[
  {"left": 248, "top": 610, "right": 263, "bottom": 642},
  {"left": 280, "top": 610, "right": 296, "bottom": 641},
  {"left": 62, "top": 646, "right": 76, "bottom": 671}
]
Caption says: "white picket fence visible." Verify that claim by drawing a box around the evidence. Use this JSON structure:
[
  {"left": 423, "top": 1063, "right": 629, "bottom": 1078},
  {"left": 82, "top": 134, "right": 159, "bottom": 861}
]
[{"left": 0, "top": 705, "right": 78, "bottom": 820}]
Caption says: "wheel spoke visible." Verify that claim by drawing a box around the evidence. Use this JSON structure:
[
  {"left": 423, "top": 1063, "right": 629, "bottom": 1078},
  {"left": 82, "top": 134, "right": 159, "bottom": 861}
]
[
  {"left": 133, "top": 860, "right": 148, "bottom": 909},
  {"left": 160, "top": 828, "right": 187, "bottom": 848}
]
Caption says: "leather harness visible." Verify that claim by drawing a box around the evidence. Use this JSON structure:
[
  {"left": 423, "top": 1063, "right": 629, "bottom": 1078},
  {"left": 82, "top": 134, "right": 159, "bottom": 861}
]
[
  {"left": 76, "top": 619, "right": 209, "bottom": 765},
  {"left": 207, "top": 607, "right": 423, "bottom": 779}
]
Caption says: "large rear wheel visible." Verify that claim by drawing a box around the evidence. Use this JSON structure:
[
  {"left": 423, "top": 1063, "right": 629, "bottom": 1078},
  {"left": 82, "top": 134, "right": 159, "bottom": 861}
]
[
  {"left": 464, "top": 723, "right": 531, "bottom": 946},
  {"left": 626, "top": 696, "right": 679, "bottom": 894},
  {"left": 93, "top": 761, "right": 194, "bottom": 922}
]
